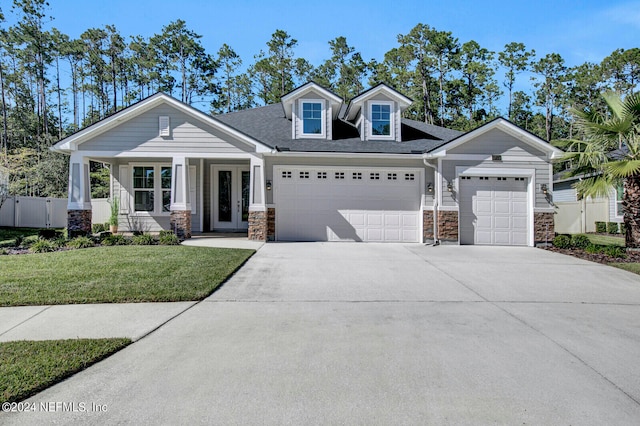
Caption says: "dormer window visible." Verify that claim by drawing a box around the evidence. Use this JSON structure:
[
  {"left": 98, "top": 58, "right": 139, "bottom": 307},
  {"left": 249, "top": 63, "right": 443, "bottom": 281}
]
[
  {"left": 298, "top": 99, "right": 326, "bottom": 138},
  {"left": 368, "top": 101, "right": 394, "bottom": 140}
]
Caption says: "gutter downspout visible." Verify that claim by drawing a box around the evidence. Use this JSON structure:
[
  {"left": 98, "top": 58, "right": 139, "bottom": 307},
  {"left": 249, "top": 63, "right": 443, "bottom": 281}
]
[{"left": 423, "top": 158, "right": 439, "bottom": 246}]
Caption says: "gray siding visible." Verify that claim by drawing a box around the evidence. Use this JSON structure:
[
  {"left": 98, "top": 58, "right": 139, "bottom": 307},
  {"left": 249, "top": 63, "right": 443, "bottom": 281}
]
[
  {"left": 80, "top": 105, "right": 251, "bottom": 154},
  {"left": 447, "top": 128, "right": 547, "bottom": 158},
  {"left": 609, "top": 187, "right": 623, "bottom": 222},
  {"left": 553, "top": 181, "right": 577, "bottom": 202},
  {"left": 293, "top": 92, "right": 332, "bottom": 140},
  {"left": 362, "top": 97, "right": 401, "bottom": 142},
  {"left": 110, "top": 158, "right": 202, "bottom": 233},
  {"left": 440, "top": 159, "right": 551, "bottom": 209}
]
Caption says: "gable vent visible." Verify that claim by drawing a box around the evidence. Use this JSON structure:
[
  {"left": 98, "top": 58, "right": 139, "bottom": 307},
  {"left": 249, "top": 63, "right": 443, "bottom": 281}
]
[{"left": 159, "top": 116, "right": 170, "bottom": 137}]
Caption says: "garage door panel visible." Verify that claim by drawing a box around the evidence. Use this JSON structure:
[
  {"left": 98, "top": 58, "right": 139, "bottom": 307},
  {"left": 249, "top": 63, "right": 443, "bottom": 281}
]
[
  {"left": 275, "top": 167, "right": 420, "bottom": 242},
  {"left": 460, "top": 176, "right": 529, "bottom": 246}
]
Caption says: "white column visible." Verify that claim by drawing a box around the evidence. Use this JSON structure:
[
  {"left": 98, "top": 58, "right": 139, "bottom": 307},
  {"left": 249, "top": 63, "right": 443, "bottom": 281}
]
[
  {"left": 67, "top": 152, "right": 92, "bottom": 210},
  {"left": 249, "top": 155, "right": 266, "bottom": 211},
  {"left": 170, "top": 156, "right": 191, "bottom": 211}
]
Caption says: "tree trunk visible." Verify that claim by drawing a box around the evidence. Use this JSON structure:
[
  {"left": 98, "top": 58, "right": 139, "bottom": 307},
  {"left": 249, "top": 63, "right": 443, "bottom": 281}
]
[
  {"left": 0, "top": 60, "right": 8, "bottom": 160},
  {"left": 56, "top": 56, "right": 63, "bottom": 139},
  {"left": 623, "top": 174, "right": 640, "bottom": 249}
]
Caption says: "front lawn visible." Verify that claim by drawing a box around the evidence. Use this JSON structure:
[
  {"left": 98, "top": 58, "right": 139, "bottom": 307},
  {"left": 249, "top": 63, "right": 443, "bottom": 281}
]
[
  {"left": 585, "top": 234, "right": 625, "bottom": 247},
  {"left": 0, "top": 338, "right": 130, "bottom": 404},
  {"left": 0, "top": 246, "right": 254, "bottom": 306},
  {"left": 0, "top": 227, "right": 45, "bottom": 247},
  {"left": 610, "top": 263, "right": 640, "bottom": 274}
]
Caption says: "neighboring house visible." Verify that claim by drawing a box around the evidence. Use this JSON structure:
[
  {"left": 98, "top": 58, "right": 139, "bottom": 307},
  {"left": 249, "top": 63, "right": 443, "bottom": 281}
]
[
  {"left": 51, "top": 82, "right": 562, "bottom": 246},
  {"left": 553, "top": 173, "right": 624, "bottom": 234}
]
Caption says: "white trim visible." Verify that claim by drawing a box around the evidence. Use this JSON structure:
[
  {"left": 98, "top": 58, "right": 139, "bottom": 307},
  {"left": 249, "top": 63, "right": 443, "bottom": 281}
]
[
  {"left": 456, "top": 166, "right": 536, "bottom": 247},
  {"left": 439, "top": 154, "right": 548, "bottom": 162},
  {"left": 266, "top": 151, "right": 424, "bottom": 160},
  {"left": 129, "top": 162, "right": 172, "bottom": 216},
  {"left": 297, "top": 99, "right": 327, "bottom": 139},
  {"left": 427, "top": 118, "right": 563, "bottom": 158},
  {"left": 436, "top": 157, "right": 443, "bottom": 206},
  {"left": 281, "top": 82, "right": 343, "bottom": 120},
  {"left": 73, "top": 151, "right": 258, "bottom": 160},
  {"left": 199, "top": 159, "right": 204, "bottom": 232},
  {"left": 210, "top": 165, "right": 250, "bottom": 231},
  {"left": 345, "top": 84, "right": 412, "bottom": 121},
  {"left": 437, "top": 205, "right": 459, "bottom": 211},
  {"left": 367, "top": 100, "right": 395, "bottom": 141}
]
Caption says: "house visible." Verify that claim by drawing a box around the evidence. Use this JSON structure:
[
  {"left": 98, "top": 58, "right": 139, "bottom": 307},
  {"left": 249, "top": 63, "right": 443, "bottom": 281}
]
[
  {"left": 51, "top": 82, "right": 562, "bottom": 246},
  {"left": 553, "top": 173, "right": 623, "bottom": 234}
]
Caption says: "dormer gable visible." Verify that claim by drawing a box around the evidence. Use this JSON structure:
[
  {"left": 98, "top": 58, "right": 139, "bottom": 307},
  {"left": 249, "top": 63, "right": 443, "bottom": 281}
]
[
  {"left": 343, "top": 84, "right": 412, "bottom": 142},
  {"left": 281, "top": 82, "right": 343, "bottom": 140}
]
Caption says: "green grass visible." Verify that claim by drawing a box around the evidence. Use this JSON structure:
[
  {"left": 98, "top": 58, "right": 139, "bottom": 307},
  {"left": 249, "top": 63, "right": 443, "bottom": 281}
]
[
  {"left": 609, "top": 263, "right": 640, "bottom": 274},
  {"left": 0, "top": 227, "right": 44, "bottom": 246},
  {"left": 0, "top": 245, "right": 254, "bottom": 306},
  {"left": 584, "top": 234, "right": 625, "bottom": 247},
  {"left": 0, "top": 338, "right": 130, "bottom": 403}
]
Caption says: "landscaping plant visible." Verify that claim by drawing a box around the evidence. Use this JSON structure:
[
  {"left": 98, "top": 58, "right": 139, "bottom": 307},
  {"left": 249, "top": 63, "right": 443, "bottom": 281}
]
[{"left": 552, "top": 235, "right": 572, "bottom": 249}]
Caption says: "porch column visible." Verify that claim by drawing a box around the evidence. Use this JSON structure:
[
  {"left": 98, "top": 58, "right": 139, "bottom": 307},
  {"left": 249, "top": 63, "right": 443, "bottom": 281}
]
[
  {"left": 248, "top": 155, "right": 268, "bottom": 241},
  {"left": 67, "top": 152, "right": 92, "bottom": 237},
  {"left": 170, "top": 156, "right": 192, "bottom": 240}
]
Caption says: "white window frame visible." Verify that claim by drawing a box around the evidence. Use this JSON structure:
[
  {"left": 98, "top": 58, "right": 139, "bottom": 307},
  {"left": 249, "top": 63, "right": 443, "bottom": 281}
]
[
  {"left": 298, "top": 99, "right": 326, "bottom": 139},
  {"left": 130, "top": 163, "right": 172, "bottom": 216},
  {"left": 368, "top": 101, "right": 394, "bottom": 141}
]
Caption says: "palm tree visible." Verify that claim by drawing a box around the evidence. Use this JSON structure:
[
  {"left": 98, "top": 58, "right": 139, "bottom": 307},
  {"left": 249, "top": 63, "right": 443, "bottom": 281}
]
[{"left": 557, "top": 91, "right": 640, "bottom": 248}]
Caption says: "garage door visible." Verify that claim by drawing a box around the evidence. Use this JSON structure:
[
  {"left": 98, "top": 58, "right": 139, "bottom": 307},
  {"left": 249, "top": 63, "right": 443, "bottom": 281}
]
[
  {"left": 274, "top": 167, "right": 421, "bottom": 242},
  {"left": 459, "top": 176, "right": 529, "bottom": 246}
]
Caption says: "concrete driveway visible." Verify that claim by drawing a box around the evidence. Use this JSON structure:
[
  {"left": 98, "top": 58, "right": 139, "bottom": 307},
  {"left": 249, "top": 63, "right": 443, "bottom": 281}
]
[{"left": 3, "top": 244, "right": 640, "bottom": 425}]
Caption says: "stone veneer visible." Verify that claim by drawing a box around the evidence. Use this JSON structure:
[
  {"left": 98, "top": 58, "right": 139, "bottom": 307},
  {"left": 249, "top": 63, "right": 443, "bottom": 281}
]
[
  {"left": 534, "top": 212, "right": 554, "bottom": 245},
  {"left": 248, "top": 210, "right": 267, "bottom": 241},
  {"left": 170, "top": 210, "right": 192, "bottom": 241},
  {"left": 267, "top": 208, "right": 275, "bottom": 241},
  {"left": 423, "top": 210, "right": 434, "bottom": 242},
  {"left": 437, "top": 210, "right": 459, "bottom": 242},
  {"left": 68, "top": 209, "right": 92, "bottom": 238}
]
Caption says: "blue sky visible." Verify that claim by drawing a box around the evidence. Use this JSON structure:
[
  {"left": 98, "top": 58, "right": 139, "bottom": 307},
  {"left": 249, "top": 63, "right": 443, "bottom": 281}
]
[{"left": 29, "top": 0, "right": 637, "bottom": 69}]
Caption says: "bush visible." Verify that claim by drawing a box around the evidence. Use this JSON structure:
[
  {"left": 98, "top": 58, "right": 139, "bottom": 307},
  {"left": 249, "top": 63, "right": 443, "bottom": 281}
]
[
  {"left": 12, "top": 236, "right": 23, "bottom": 247},
  {"left": 38, "top": 229, "right": 62, "bottom": 240},
  {"left": 21, "top": 235, "right": 39, "bottom": 248},
  {"left": 585, "top": 244, "right": 603, "bottom": 254},
  {"left": 30, "top": 239, "right": 57, "bottom": 253},
  {"left": 158, "top": 232, "right": 180, "bottom": 245},
  {"left": 101, "top": 234, "right": 129, "bottom": 246},
  {"left": 92, "top": 223, "right": 107, "bottom": 233},
  {"left": 131, "top": 234, "right": 156, "bottom": 245},
  {"left": 0, "top": 248, "right": 7, "bottom": 255},
  {"left": 553, "top": 235, "right": 572, "bottom": 249},
  {"left": 595, "top": 221, "right": 607, "bottom": 233},
  {"left": 607, "top": 222, "right": 619, "bottom": 234},
  {"left": 571, "top": 234, "right": 590, "bottom": 249},
  {"left": 67, "top": 236, "right": 95, "bottom": 249},
  {"left": 620, "top": 223, "right": 627, "bottom": 235},
  {"left": 603, "top": 245, "right": 626, "bottom": 258}
]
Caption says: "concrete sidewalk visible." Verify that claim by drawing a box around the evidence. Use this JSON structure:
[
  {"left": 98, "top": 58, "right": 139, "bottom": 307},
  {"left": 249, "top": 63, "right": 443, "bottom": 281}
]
[{"left": 0, "top": 302, "right": 197, "bottom": 342}]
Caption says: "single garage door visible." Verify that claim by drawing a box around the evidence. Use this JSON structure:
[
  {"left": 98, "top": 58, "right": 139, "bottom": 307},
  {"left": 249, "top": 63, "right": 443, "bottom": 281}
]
[
  {"left": 274, "top": 167, "right": 421, "bottom": 242},
  {"left": 459, "top": 175, "right": 529, "bottom": 246}
]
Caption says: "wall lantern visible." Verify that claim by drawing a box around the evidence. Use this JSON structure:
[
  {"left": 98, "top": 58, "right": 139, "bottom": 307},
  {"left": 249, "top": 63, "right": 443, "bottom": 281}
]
[
  {"left": 447, "top": 182, "right": 453, "bottom": 192},
  {"left": 541, "top": 183, "right": 548, "bottom": 195},
  {"left": 427, "top": 182, "right": 433, "bottom": 193},
  {"left": 266, "top": 180, "right": 272, "bottom": 191}
]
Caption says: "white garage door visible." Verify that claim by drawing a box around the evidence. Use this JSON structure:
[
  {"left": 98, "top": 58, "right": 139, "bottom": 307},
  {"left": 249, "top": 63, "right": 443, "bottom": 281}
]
[
  {"left": 459, "top": 176, "right": 529, "bottom": 246},
  {"left": 274, "top": 167, "right": 421, "bottom": 242}
]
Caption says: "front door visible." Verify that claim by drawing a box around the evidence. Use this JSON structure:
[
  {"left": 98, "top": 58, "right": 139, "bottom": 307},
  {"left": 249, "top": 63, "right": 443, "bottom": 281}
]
[{"left": 211, "top": 166, "right": 250, "bottom": 230}]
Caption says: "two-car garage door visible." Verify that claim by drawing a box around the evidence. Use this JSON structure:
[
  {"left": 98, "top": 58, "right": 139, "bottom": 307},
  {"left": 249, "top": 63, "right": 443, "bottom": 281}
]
[
  {"left": 459, "top": 176, "right": 529, "bottom": 246},
  {"left": 274, "top": 167, "right": 421, "bottom": 242}
]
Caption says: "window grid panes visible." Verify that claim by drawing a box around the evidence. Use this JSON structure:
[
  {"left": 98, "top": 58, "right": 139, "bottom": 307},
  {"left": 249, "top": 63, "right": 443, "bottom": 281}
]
[
  {"left": 161, "top": 166, "right": 172, "bottom": 212},
  {"left": 133, "top": 166, "right": 155, "bottom": 212},
  {"left": 302, "top": 102, "right": 322, "bottom": 135},
  {"left": 371, "top": 104, "right": 391, "bottom": 136},
  {"left": 617, "top": 185, "right": 624, "bottom": 216}
]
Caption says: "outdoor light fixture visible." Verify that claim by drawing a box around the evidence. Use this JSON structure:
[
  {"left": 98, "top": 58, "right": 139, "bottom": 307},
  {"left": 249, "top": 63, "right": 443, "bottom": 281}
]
[
  {"left": 427, "top": 182, "right": 433, "bottom": 193},
  {"left": 447, "top": 182, "right": 453, "bottom": 192},
  {"left": 266, "top": 180, "right": 272, "bottom": 191},
  {"left": 541, "top": 183, "right": 548, "bottom": 195}
]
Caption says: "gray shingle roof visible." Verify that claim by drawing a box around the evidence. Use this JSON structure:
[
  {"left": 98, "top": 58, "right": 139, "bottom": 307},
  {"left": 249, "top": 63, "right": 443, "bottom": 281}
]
[{"left": 215, "top": 103, "right": 463, "bottom": 154}]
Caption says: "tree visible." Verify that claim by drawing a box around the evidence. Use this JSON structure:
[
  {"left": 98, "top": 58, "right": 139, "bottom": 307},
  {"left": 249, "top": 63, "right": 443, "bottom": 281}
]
[
  {"left": 531, "top": 53, "right": 567, "bottom": 141},
  {"left": 498, "top": 42, "right": 534, "bottom": 120},
  {"left": 558, "top": 91, "right": 640, "bottom": 247},
  {"left": 456, "top": 40, "right": 498, "bottom": 124},
  {"left": 601, "top": 48, "right": 640, "bottom": 95},
  {"left": 311, "top": 36, "right": 366, "bottom": 102}
]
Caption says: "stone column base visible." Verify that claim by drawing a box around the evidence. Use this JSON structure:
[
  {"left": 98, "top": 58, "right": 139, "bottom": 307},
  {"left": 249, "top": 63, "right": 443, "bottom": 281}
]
[
  {"left": 248, "top": 210, "right": 267, "bottom": 241},
  {"left": 68, "top": 209, "right": 92, "bottom": 238},
  {"left": 437, "top": 210, "right": 459, "bottom": 242},
  {"left": 423, "top": 210, "right": 434, "bottom": 242},
  {"left": 267, "top": 208, "right": 275, "bottom": 241},
  {"left": 534, "top": 212, "right": 554, "bottom": 245},
  {"left": 170, "top": 210, "right": 192, "bottom": 241}
]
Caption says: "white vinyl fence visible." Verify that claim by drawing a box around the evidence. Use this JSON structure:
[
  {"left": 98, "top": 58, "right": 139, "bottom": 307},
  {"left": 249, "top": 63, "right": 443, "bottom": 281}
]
[{"left": 0, "top": 197, "right": 110, "bottom": 229}]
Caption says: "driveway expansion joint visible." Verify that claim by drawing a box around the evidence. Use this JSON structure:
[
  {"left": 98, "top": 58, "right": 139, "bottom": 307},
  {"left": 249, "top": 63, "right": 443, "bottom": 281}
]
[{"left": 0, "top": 305, "right": 51, "bottom": 337}]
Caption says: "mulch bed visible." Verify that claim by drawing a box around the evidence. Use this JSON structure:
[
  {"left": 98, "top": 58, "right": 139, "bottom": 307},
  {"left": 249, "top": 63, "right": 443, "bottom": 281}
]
[{"left": 543, "top": 246, "right": 640, "bottom": 264}]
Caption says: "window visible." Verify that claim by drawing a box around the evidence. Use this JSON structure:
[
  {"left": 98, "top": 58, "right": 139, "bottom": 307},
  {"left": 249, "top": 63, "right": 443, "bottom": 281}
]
[
  {"left": 132, "top": 164, "right": 171, "bottom": 213},
  {"left": 352, "top": 172, "right": 362, "bottom": 180},
  {"left": 404, "top": 173, "right": 415, "bottom": 181},
  {"left": 387, "top": 173, "right": 397, "bottom": 180},
  {"left": 299, "top": 171, "right": 310, "bottom": 179},
  {"left": 301, "top": 101, "right": 323, "bottom": 136},
  {"left": 616, "top": 185, "right": 624, "bottom": 216},
  {"left": 282, "top": 171, "right": 292, "bottom": 179},
  {"left": 317, "top": 172, "right": 327, "bottom": 179},
  {"left": 335, "top": 172, "right": 345, "bottom": 180},
  {"left": 370, "top": 173, "right": 380, "bottom": 180},
  {"left": 370, "top": 103, "right": 392, "bottom": 138}
]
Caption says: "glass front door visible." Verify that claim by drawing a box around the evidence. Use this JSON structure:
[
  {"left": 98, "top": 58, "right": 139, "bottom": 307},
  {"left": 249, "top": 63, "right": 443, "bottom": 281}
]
[{"left": 211, "top": 166, "right": 250, "bottom": 230}]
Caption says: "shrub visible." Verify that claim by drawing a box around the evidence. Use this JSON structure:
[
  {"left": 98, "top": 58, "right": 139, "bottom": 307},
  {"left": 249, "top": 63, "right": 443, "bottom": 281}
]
[
  {"left": 571, "top": 234, "right": 590, "bottom": 249},
  {"left": 101, "top": 234, "right": 129, "bottom": 246},
  {"left": 595, "top": 221, "right": 607, "bottom": 233},
  {"left": 620, "top": 223, "right": 627, "bottom": 235},
  {"left": 0, "top": 248, "right": 7, "bottom": 255},
  {"left": 53, "top": 235, "right": 68, "bottom": 248},
  {"left": 585, "top": 244, "right": 603, "bottom": 254},
  {"left": 158, "top": 233, "right": 180, "bottom": 245},
  {"left": 132, "top": 233, "right": 156, "bottom": 245},
  {"left": 12, "top": 236, "right": 23, "bottom": 247},
  {"left": 552, "top": 235, "right": 572, "bottom": 249},
  {"left": 67, "top": 236, "right": 95, "bottom": 249},
  {"left": 38, "top": 229, "right": 62, "bottom": 240},
  {"left": 607, "top": 222, "right": 619, "bottom": 234},
  {"left": 92, "top": 223, "right": 107, "bottom": 233},
  {"left": 603, "top": 245, "right": 626, "bottom": 258},
  {"left": 30, "top": 239, "right": 57, "bottom": 253},
  {"left": 21, "top": 235, "right": 39, "bottom": 248}
]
